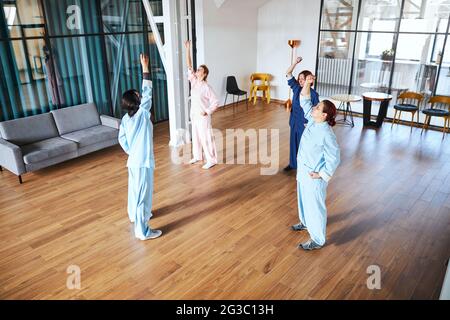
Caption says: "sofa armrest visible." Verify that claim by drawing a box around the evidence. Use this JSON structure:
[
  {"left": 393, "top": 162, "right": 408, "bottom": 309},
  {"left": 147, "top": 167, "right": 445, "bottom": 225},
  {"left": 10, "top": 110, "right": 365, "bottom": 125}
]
[
  {"left": 100, "top": 115, "right": 121, "bottom": 130},
  {"left": 0, "top": 138, "right": 26, "bottom": 175}
]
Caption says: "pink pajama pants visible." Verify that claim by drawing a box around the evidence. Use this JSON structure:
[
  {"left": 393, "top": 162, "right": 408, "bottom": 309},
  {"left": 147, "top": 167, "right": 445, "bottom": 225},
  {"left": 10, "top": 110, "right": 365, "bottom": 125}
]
[{"left": 191, "top": 114, "right": 218, "bottom": 164}]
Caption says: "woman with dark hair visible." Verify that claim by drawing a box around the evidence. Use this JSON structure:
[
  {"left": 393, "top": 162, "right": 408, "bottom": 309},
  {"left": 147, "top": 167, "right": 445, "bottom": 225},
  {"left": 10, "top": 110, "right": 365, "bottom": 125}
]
[
  {"left": 185, "top": 40, "right": 220, "bottom": 170},
  {"left": 291, "top": 74, "right": 340, "bottom": 251},
  {"left": 118, "top": 53, "right": 162, "bottom": 241},
  {"left": 284, "top": 57, "right": 320, "bottom": 172}
]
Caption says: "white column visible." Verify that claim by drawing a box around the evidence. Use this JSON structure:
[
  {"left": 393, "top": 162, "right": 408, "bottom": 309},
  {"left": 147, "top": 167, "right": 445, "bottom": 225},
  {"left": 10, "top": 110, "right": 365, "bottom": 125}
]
[{"left": 143, "top": 0, "right": 189, "bottom": 147}]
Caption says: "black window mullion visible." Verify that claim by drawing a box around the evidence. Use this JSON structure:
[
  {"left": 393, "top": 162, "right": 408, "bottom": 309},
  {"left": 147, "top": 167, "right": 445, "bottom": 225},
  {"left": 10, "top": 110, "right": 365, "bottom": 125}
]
[
  {"left": 433, "top": 13, "right": 450, "bottom": 96},
  {"left": 348, "top": 0, "right": 362, "bottom": 94},
  {"left": 39, "top": 0, "right": 62, "bottom": 109},
  {"left": 387, "top": 0, "right": 406, "bottom": 95},
  {"left": 95, "top": 0, "right": 114, "bottom": 116}
]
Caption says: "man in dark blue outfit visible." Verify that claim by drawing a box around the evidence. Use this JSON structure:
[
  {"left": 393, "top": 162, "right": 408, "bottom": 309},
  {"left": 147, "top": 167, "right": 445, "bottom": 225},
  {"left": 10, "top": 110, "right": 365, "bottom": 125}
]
[{"left": 284, "top": 57, "right": 320, "bottom": 172}]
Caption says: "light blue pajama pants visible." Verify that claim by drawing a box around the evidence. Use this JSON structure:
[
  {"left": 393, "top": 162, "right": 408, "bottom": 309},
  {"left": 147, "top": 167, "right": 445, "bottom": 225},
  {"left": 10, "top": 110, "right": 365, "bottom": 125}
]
[
  {"left": 297, "top": 165, "right": 328, "bottom": 246},
  {"left": 128, "top": 167, "right": 154, "bottom": 239}
]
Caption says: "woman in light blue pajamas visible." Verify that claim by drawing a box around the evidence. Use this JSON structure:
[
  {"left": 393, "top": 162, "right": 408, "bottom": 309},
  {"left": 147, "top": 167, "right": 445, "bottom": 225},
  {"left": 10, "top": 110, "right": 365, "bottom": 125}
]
[
  {"left": 118, "top": 54, "right": 162, "bottom": 241},
  {"left": 291, "top": 74, "right": 340, "bottom": 251}
]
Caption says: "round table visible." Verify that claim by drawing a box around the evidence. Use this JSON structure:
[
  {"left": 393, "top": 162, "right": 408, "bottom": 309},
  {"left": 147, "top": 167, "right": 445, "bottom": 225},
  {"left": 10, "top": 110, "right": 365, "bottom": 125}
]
[
  {"left": 362, "top": 92, "right": 393, "bottom": 128},
  {"left": 331, "top": 94, "right": 361, "bottom": 127},
  {"left": 360, "top": 82, "right": 389, "bottom": 92}
]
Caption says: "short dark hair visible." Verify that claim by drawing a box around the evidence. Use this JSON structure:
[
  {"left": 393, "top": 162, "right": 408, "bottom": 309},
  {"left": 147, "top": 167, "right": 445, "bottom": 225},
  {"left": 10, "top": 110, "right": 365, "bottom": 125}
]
[
  {"left": 199, "top": 64, "right": 209, "bottom": 81},
  {"left": 122, "top": 89, "right": 140, "bottom": 117}
]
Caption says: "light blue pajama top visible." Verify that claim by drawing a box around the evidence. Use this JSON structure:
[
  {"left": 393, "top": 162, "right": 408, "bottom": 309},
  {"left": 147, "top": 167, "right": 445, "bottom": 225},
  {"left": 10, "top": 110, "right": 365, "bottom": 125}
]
[
  {"left": 118, "top": 79, "right": 155, "bottom": 168},
  {"left": 296, "top": 95, "right": 340, "bottom": 183}
]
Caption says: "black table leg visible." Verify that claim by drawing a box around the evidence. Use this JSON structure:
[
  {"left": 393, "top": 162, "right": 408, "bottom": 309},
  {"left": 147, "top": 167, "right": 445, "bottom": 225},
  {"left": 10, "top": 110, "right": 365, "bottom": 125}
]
[
  {"left": 363, "top": 98, "right": 373, "bottom": 126},
  {"left": 347, "top": 102, "right": 354, "bottom": 127},
  {"left": 336, "top": 101, "right": 355, "bottom": 127},
  {"left": 375, "top": 99, "right": 390, "bottom": 128}
]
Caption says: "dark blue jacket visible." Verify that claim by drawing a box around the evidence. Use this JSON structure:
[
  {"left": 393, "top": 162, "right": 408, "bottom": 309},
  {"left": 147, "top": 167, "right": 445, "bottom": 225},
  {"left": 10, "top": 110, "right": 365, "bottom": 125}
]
[{"left": 288, "top": 76, "right": 319, "bottom": 131}]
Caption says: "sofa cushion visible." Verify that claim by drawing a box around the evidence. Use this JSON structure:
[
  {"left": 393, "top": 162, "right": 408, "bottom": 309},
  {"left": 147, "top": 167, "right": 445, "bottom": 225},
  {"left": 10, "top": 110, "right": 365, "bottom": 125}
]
[
  {"left": 61, "top": 125, "right": 118, "bottom": 148},
  {"left": 51, "top": 103, "right": 101, "bottom": 135},
  {"left": 21, "top": 137, "right": 78, "bottom": 164},
  {"left": 0, "top": 113, "right": 59, "bottom": 146}
]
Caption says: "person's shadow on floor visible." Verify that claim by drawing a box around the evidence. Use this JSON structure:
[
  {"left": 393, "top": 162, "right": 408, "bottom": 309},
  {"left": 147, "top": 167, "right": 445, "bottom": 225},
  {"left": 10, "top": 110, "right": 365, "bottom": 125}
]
[{"left": 153, "top": 176, "right": 261, "bottom": 234}]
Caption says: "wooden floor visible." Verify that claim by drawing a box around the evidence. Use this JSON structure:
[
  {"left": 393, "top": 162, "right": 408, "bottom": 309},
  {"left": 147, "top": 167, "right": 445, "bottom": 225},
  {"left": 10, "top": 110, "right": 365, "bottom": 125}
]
[{"left": 1, "top": 101, "right": 449, "bottom": 300}]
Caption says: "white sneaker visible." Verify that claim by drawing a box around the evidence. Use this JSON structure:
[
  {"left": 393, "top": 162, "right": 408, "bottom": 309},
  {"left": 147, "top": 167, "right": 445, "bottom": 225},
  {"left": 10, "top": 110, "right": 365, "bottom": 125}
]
[
  {"left": 202, "top": 162, "right": 216, "bottom": 170},
  {"left": 189, "top": 159, "right": 199, "bottom": 164},
  {"left": 137, "top": 229, "right": 162, "bottom": 240}
]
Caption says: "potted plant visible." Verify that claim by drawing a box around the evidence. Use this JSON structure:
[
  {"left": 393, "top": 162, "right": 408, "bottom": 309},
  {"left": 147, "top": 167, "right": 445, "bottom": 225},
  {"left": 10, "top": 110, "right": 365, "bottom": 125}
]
[{"left": 381, "top": 49, "right": 394, "bottom": 61}]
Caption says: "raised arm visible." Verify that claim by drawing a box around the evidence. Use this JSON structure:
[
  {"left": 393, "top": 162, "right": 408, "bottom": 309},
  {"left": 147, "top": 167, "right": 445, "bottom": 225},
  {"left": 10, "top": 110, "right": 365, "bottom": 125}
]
[
  {"left": 300, "top": 74, "right": 315, "bottom": 121},
  {"left": 185, "top": 40, "right": 193, "bottom": 71},
  {"left": 286, "top": 57, "right": 302, "bottom": 78},
  {"left": 139, "top": 53, "right": 153, "bottom": 112},
  {"left": 185, "top": 40, "right": 197, "bottom": 83},
  {"left": 286, "top": 57, "right": 302, "bottom": 91}
]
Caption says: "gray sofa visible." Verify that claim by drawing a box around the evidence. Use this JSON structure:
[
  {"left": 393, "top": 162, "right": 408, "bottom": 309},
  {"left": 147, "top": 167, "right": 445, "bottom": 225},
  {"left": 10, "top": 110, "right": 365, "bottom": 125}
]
[{"left": 0, "top": 103, "right": 121, "bottom": 184}]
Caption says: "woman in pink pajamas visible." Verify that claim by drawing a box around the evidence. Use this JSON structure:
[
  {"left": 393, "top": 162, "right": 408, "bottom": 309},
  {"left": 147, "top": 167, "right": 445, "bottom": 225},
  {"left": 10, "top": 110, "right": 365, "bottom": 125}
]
[{"left": 185, "top": 40, "right": 219, "bottom": 170}]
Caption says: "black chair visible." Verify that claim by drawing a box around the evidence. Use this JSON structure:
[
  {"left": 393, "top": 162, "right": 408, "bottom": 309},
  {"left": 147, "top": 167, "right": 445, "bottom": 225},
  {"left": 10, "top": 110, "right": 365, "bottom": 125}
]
[{"left": 224, "top": 76, "right": 248, "bottom": 113}]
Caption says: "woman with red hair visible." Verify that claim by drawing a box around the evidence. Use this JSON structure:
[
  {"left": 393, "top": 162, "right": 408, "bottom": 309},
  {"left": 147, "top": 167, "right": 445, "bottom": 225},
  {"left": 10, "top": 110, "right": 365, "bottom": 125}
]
[{"left": 291, "top": 74, "right": 341, "bottom": 251}]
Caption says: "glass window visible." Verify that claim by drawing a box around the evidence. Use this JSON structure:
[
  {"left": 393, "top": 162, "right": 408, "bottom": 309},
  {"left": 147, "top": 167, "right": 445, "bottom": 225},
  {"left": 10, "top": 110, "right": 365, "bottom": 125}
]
[
  {"left": 317, "top": 0, "right": 450, "bottom": 127},
  {"left": 392, "top": 34, "right": 445, "bottom": 95},
  {"left": 50, "top": 36, "right": 111, "bottom": 114},
  {"left": 43, "top": 0, "right": 100, "bottom": 36},
  {"left": 101, "top": 0, "right": 145, "bottom": 34},
  {"left": 351, "top": 32, "right": 397, "bottom": 95},
  {"left": 105, "top": 33, "right": 146, "bottom": 116},
  {"left": 400, "top": 0, "right": 450, "bottom": 33},
  {"left": 2, "top": 0, "right": 45, "bottom": 38},
  {"left": 149, "top": 0, "right": 163, "bottom": 16},
  {"left": 436, "top": 37, "right": 450, "bottom": 95},
  {"left": 0, "top": 38, "right": 57, "bottom": 120},
  {"left": 148, "top": 24, "right": 168, "bottom": 122},
  {"left": 316, "top": 31, "right": 356, "bottom": 97},
  {"left": 358, "top": 0, "right": 402, "bottom": 32},
  {"left": 320, "top": 0, "right": 359, "bottom": 31},
  {"left": 0, "top": 0, "right": 168, "bottom": 122}
]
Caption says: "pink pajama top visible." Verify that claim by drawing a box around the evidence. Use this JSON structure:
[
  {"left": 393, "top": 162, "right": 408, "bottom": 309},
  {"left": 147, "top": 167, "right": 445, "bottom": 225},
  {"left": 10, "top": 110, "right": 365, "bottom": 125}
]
[{"left": 188, "top": 68, "right": 220, "bottom": 118}]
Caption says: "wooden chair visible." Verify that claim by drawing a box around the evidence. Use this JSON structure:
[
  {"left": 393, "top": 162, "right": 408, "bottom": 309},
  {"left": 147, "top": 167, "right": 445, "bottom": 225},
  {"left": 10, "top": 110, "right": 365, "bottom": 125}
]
[
  {"left": 249, "top": 73, "right": 271, "bottom": 105},
  {"left": 391, "top": 91, "right": 424, "bottom": 129},
  {"left": 421, "top": 95, "right": 450, "bottom": 138}
]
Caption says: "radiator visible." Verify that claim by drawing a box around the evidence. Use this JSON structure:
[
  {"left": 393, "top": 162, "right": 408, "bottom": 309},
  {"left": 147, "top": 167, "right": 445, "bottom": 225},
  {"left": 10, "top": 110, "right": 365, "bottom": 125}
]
[{"left": 317, "top": 57, "right": 353, "bottom": 86}]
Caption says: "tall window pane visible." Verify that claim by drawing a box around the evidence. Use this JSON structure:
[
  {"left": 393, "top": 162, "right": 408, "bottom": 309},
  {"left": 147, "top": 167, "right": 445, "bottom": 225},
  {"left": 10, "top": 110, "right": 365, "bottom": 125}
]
[
  {"left": 316, "top": 31, "right": 355, "bottom": 97},
  {"left": 2, "top": 0, "right": 45, "bottom": 39},
  {"left": 50, "top": 36, "right": 111, "bottom": 115},
  {"left": 101, "top": 0, "right": 145, "bottom": 33},
  {"left": 148, "top": 24, "right": 168, "bottom": 122},
  {"left": 436, "top": 37, "right": 450, "bottom": 95},
  {"left": 0, "top": 38, "right": 56, "bottom": 121},
  {"left": 400, "top": 0, "right": 450, "bottom": 33},
  {"left": 321, "top": 0, "right": 359, "bottom": 31},
  {"left": 105, "top": 32, "right": 145, "bottom": 117},
  {"left": 44, "top": 0, "right": 100, "bottom": 36},
  {"left": 393, "top": 33, "right": 445, "bottom": 95},
  {"left": 358, "top": 0, "right": 402, "bottom": 32},
  {"left": 351, "top": 32, "right": 397, "bottom": 96}
]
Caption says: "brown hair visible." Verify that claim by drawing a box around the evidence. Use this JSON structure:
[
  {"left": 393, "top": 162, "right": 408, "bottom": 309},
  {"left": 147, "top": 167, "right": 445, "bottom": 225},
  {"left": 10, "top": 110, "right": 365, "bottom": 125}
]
[
  {"left": 199, "top": 64, "right": 209, "bottom": 81},
  {"left": 321, "top": 99, "right": 337, "bottom": 127},
  {"left": 298, "top": 70, "right": 312, "bottom": 81}
]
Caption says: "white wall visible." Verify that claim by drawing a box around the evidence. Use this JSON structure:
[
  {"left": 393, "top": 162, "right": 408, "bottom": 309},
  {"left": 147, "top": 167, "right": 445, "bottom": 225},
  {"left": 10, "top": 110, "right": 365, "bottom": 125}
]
[
  {"left": 256, "top": 0, "right": 321, "bottom": 100},
  {"left": 195, "top": 0, "right": 260, "bottom": 105}
]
